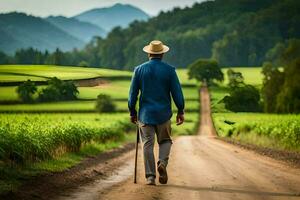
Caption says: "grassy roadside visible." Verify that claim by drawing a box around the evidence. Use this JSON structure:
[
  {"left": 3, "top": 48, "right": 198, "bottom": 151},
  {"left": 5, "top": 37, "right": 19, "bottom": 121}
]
[{"left": 0, "top": 133, "right": 136, "bottom": 194}]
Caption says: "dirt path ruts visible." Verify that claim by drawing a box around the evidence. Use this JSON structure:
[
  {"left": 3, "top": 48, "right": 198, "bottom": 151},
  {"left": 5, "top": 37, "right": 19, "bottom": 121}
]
[{"left": 99, "top": 86, "right": 300, "bottom": 200}]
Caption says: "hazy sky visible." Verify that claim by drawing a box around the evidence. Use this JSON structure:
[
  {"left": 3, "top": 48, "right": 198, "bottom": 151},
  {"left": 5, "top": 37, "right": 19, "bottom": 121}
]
[{"left": 0, "top": 0, "right": 205, "bottom": 17}]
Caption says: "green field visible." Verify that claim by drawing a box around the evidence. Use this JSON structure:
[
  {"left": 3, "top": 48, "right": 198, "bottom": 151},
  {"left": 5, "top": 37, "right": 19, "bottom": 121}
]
[
  {"left": 213, "top": 113, "right": 300, "bottom": 151},
  {"left": 0, "top": 99, "right": 199, "bottom": 113},
  {"left": 211, "top": 67, "right": 300, "bottom": 152},
  {"left": 221, "top": 67, "right": 262, "bottom": 86},
  {"left": 0, "top": 65, "right": 200, "bottom": 194},
  {"left": 0, "top": 65, "right": 132, "bottom": 82}
]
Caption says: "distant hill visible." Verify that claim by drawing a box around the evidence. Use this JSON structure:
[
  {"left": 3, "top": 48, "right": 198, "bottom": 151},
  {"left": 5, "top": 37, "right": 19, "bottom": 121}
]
[
  {"left": 74, "top": 3, "right": 149, "bottom": 31},
  {"left": 85, "top": 0, "right": 300, "bottom": 68},
  {"left": 46, "top": 16, "right": 107, "bottom": 42},
  {"left": 0, "top": 12, "right": 85, "bottom": 54}
]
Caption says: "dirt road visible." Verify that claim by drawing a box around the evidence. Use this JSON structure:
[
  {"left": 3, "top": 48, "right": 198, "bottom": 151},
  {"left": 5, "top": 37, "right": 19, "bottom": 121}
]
[{"left": 59, "top": 86, "right": 300, "bottom": 200}]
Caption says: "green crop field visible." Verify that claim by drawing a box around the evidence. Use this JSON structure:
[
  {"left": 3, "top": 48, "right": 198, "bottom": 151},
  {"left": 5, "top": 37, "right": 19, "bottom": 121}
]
[
  {"left": 221, "top": 67, "right": 262, "bottom": 86},
  {"left": 211, "top": 67, "right": 300, "bottom": 152},
  {"left": 0, "top": 65, "right": 200, "bottom": 194},
  {"left": 0, "top": 65, "right": 199, "bottom": 166},
  {"left": 0, "top": 65, "right": 132, "bottom": 82},
  {"left": 213, "top": 113, "right": 300, "bottom": 151},
  {"left": 0, "top": 113, "right": 132, "bottom": 163},
  {"left": 0, "top": 111, "right": 199, "bottom": 164},
  {"left": 0, "top": 99, "right": 199, "bottom": 113}
]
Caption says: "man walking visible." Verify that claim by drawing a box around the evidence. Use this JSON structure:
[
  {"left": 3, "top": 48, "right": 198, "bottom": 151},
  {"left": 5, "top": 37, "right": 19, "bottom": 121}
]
[{"left": 128, "top": 40, "right": 185, "bottom": 185}]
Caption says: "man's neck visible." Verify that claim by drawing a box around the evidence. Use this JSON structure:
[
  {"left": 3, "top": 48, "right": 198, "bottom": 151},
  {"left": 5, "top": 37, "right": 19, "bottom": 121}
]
[{"left": 149, "top": 57, "right": 162, "bottom": 60}]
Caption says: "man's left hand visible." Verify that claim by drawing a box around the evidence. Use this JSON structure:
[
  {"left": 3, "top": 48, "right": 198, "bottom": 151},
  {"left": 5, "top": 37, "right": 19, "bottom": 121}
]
[{"left": 176, "top": 114, "right": 184, "bottom": 125}]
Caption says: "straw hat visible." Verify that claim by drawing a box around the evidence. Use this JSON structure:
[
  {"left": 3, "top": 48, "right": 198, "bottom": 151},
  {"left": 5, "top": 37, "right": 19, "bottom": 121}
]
[{"left": 143, "top": 40, "right": 169, "bottom": 54}]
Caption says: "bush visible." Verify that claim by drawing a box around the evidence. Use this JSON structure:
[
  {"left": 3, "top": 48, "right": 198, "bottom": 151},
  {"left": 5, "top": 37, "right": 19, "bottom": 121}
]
[
  {"left": 78, "top": 61, "right": 89, "bottom": 67},
  {"left": 227, "top": 69, "right": 244, "bottom": 88},
  {"left": 38, "top": 86, "right": 61, "bottom": 102},
  {"left": 16, "top": 79, "right": 37, "bottom": 103},
  {"left": 95, "top": 94, "right": 116, "bottom": 113},
  {"left": 38, "top": 77, "right": 78, "bottom": 102},
  {"left": 222, "top": 84, "right": 261, "bottom": 112}
]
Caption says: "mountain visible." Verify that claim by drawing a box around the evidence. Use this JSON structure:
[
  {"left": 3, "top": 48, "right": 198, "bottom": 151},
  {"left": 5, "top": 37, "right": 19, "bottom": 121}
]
[
  {"left": 46, "top": 16, "right": 107, "bottom": 42},
  {"left": 82, "top": 0, "right": 300, "bottom": 69},
  {"left": 0, "top": 12, "right": 85, "bottom": 54},
  {"left": 74, "top": 3, "right": 149, "bottom": 31}
]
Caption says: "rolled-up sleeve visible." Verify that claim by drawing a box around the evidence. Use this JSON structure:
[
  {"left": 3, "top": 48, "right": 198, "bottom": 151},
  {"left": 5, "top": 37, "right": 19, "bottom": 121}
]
[
  {"left": 170, "top": 68, "right": 185, "bottom": 115},
  {"left": 128, "top": 67, "right": 140, "bottom": 116}
]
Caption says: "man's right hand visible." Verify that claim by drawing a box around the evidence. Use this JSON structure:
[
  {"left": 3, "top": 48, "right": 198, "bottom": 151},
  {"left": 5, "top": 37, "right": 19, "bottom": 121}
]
[
  {"left": 176, "top": 114, "right": 184, "bottom": 126},
  {"left": 130, "top": 115, "right": 137, "bottom": 124}
]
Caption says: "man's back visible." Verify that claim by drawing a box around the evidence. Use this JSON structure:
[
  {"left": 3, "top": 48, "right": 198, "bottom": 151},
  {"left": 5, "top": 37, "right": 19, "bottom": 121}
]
[
  {"left": 128, "top": 40, "right": 184, "bottom": 185},
  {"left": 128, "top": 58, "right": 184, "bottom": 125}
]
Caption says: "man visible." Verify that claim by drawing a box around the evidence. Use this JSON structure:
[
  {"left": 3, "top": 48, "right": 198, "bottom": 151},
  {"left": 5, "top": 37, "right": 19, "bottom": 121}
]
[{"left": 128, "top": 40, "right": 185, "bottom": 185}]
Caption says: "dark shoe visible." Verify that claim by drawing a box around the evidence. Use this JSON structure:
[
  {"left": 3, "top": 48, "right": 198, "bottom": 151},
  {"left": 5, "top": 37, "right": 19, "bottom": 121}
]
[
  {"left": 146, "top": 176, "right": 156, "bottom": 185},
  {"left": 157, "top": 163, "right": 168, "bottom": 184}
]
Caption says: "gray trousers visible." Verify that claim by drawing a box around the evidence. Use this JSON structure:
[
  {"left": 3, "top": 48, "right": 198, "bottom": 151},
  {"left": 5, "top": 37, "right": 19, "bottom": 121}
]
[{"left": 138, "top": 120, "right": 172, "bottom": 178}]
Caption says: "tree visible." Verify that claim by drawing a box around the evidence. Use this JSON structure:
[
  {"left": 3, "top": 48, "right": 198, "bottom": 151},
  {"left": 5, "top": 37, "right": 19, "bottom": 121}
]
[
  {"left": 275, "top": 39, "right": 300, "bottom": 113},
  {"left": 16, "top": 80, "right": 37, "bottom": 103},
  {"left": 78, "top": 61, "right": 89, "bottom": 67},
  {"left": 95, "top": 94, "right": 116, "bottom": 113},
  {"left": 0, "top": 51, "right": 9, "bottom": 64},
  {"left": 38, "top": 77, "right": 78, "bottom": 102},
  {"left": 261, "top": 39, "right": 300, "bottom": 113},
  {"left": 53, "top": 48, "right": 64, "bottom": 65},
  {"left": 261, "top": 62, "right": 284, "bottom": 113},
  {"left": 188, "top": 59, "right": 223, "bottom": 84},
  {"left": 227, "top": 69, "right": 244, "bottom": 88},
  {"left": 222, "top": 84, "right": 261, "bottom": 112},
  {"left": 60, "top": 81, "right": 79, "bottom": 101},
  {"left": 100, "top": 27, "right": 126, "bottom": 69}
]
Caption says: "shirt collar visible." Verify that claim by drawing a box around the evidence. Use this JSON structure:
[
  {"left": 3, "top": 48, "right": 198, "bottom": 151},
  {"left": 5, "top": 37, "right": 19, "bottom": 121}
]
[{"left": 150, "top": 58, "right": 162, "bottom": 61}]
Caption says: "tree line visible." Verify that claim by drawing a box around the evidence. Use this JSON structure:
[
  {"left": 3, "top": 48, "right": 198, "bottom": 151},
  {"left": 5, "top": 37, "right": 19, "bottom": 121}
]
[
  {"left": 188, "top": 39, "right": 300, "bottom": 114},
  {"left": 0, "top": 0, "right": 299, "bottom": 69}
]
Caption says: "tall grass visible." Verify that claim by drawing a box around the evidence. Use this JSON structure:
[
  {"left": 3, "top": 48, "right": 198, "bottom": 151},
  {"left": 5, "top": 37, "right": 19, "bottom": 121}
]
[
  {"left": 213, "top": 113, "right": 300, "bottom": 151},
  {"left": 0, "top": 113, "right": 133, "bottom": 164}
]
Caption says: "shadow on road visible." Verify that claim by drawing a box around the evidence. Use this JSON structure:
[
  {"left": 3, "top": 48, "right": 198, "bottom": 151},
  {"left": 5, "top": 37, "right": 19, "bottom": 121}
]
[{"left": 160, "top": 184, "right": 300, "bottom": 197}]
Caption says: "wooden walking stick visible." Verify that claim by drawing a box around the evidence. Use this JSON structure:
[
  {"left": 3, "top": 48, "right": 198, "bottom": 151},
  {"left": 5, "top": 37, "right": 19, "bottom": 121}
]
[{"left": 134, "top": 124, "right": 140, "bottom": 183}]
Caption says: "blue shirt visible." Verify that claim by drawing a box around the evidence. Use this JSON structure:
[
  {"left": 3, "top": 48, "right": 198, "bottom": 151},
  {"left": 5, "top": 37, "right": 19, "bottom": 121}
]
[{"left": 128, "top": 58, "right": 185, "bottom": 125}]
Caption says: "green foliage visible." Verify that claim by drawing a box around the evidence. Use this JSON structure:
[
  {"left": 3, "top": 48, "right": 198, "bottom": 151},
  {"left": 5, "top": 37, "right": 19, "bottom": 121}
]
[
  {"left": 276, "top": 64, "right": 300, "bottom": 113},
  {"left": 227, "top": 68, "right": 244, "bottom": 88},
  {"left": 14, "top": 48, "right": 48, "bottom": 64},
  {"left": 262, "top": 39, "right": 300, "bottom": 113},
  {"left": 16, "top": 80, "right": 37, "bottom": 103},
  {"left": 264, "top": 42, "right": 285, "bottom": 66},
  {"left": 1, "top": 0, "right": 300, "bottom": 68},
  {"left": 78, "top": 61, "right": 89, "bottom": 67},
  {"left": 213, "top": 113, "right": 300, "bottom": 151},
  {"left": 222, "top": 85, "right": 261, "bottom": 112},
  {"left": 0, "top": 114, "right": 132, "bottom": 164},
  {"left": 188, "top": 59, "right": 223, "bottom": 84},
  {"left": 0, "top": 51, "right": 9, "bottom": 64},
  {"left": 261, "top": 62, "right": 284, "bottom": 112},
  {"left": 275, "top": 39, "right": 300, "bottom": 113},
  {"left": 99, "top": 27, "right": 126, "bottom": 69},
  {"left": 95, "top": 94, "right": 116, "bottom": 113},
  {"left": 38, "top": 77, "right": 78, "bottom": 102}
]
